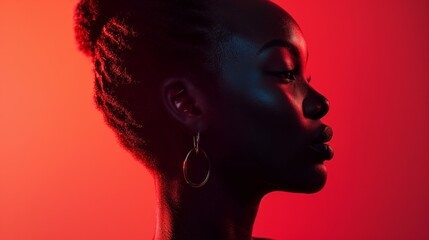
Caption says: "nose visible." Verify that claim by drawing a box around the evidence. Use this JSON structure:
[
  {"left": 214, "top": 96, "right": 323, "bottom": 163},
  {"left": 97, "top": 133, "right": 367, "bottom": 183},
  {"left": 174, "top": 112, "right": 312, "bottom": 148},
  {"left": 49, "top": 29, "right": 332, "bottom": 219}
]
[{"left": 302, "top": 89, "right": 329, "bottom": 120}]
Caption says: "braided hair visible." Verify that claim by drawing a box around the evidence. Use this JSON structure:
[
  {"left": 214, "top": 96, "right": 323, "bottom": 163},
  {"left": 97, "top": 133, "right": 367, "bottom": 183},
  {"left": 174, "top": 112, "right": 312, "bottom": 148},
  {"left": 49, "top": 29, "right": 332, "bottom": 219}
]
[{"left": 74, "top": 0, "right": 224, "bottom": 171}]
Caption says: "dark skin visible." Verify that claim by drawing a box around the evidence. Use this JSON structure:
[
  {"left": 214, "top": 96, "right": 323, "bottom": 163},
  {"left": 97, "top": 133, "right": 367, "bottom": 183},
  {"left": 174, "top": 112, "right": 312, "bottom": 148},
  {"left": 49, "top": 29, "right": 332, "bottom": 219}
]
[{"left": 155, "top": 0, "right": 333, "bottom": 239}]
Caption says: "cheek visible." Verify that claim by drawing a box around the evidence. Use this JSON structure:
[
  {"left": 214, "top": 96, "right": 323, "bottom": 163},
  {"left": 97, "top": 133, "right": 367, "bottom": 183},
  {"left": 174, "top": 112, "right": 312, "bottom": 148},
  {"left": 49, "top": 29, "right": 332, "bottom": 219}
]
[
  {"left": 224, "top": 82, "right": 306, "bottom": 153},
  {"left": 213, "top": 67, "right": 308, "bottom": 153},
  {"left": 240, "top": 83, "right": 304, "bottom": 131}
]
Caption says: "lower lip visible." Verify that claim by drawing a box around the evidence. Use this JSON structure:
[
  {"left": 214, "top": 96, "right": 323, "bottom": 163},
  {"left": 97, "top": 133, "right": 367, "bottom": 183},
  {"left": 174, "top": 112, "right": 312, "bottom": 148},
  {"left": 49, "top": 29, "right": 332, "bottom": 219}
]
[{"left": 308, "top": 143, "right": 334, "bottom": 162}]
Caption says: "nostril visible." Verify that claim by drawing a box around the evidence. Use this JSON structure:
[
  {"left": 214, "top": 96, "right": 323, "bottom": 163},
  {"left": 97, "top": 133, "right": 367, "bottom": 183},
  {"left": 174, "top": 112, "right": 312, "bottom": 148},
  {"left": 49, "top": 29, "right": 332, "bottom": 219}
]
[
  {"left": 318, "top": 98, "right": 329, "bottom": 118},
  {"left": 303, "top": 97, "right": 329, "bottom": 120}
]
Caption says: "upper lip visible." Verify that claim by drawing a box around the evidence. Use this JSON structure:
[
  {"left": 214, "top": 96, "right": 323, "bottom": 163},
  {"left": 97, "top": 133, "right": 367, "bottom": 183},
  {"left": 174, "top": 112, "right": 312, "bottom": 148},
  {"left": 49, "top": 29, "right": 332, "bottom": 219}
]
[{"left": 312, "top": 125, "right": 333, "bottom": 144}]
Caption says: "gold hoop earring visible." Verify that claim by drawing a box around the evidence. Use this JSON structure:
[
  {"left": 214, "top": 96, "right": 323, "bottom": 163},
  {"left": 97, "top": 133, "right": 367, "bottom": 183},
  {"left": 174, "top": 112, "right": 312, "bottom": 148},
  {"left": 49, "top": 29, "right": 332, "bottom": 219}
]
[{"left": 182, "top": 131, "right": 210, "bottom": 188}]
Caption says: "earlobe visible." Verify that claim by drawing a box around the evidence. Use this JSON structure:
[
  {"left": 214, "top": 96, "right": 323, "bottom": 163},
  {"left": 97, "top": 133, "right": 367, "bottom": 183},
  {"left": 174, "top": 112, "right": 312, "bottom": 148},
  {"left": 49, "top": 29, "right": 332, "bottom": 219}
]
[{"left": 161, "top": 78, "right": 203, "bottom": 132}]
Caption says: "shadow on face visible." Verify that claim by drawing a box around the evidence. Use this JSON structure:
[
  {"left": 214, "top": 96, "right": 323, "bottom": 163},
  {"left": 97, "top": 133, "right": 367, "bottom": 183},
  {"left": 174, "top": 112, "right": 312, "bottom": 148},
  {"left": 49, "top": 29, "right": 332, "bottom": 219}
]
[{"left": 201, "top": 0, "right": 333, "bottom": 194}]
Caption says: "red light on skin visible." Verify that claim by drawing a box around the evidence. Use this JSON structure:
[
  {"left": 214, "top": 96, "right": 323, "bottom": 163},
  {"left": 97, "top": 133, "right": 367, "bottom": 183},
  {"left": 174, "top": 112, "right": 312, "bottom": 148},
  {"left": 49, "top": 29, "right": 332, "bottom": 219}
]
[{"left": 1, "top": 0, "right": 429, "bottom": 240}]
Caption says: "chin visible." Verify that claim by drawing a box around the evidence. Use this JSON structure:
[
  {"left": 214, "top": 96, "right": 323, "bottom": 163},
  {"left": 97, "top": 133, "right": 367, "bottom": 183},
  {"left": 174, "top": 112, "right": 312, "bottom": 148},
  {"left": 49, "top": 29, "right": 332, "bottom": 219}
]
[
  {"left": 270, "top": 163, "right": 328, "bottom": 194},
  {"left": 299, "top": 180, "right": 326, "bottom": 193},
  {"left": 297, "top": 163, "right": 328, "bottom": 194}
]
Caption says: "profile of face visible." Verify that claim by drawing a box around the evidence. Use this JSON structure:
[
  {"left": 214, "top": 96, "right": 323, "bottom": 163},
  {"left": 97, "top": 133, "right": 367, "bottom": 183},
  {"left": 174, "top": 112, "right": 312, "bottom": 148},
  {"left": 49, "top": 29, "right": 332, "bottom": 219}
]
[
  {"left": 74, "top": 0, "right": 334, "bottom": 238},
  {"left": 181, "top": 0, "right": 334, "bottom": 195},
  {"left": 76, "top": 0, "right": 333, "bottom": 197}
]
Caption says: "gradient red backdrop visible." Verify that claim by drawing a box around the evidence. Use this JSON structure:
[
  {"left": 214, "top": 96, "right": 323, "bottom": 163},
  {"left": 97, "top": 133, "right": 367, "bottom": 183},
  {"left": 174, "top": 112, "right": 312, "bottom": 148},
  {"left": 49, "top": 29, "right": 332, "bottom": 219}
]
[{"left": 1, "top": 0, "right": 429, "bottom": 239}]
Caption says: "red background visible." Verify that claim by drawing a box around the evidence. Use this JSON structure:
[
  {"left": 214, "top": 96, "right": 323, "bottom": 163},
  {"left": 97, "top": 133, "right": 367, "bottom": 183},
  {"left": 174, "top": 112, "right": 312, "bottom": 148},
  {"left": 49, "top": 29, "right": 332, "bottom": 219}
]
[{"left": 1, "top": 0, "right": 429, "bottom": 239}]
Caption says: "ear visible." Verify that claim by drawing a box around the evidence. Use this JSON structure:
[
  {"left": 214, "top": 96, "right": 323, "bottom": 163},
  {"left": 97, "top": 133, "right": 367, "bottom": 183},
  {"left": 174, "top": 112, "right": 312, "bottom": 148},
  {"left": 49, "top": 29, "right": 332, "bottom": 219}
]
[{"left": 161, "top": 78, "right": 207, "bottom": 134}]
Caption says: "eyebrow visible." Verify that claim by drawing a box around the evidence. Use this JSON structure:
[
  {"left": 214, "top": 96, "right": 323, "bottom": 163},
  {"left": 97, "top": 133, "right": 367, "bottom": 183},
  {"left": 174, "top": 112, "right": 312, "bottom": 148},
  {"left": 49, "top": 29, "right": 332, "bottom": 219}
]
[
  {"left": 257, "top": 39, "right": 308, "bottom": 62},
  {"left": 257, "top": 39, "right": 297, "bottom": 54}
]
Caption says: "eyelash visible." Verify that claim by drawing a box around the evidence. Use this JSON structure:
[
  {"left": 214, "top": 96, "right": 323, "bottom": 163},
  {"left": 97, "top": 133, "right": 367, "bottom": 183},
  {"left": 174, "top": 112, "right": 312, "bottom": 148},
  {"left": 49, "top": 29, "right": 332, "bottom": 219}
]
[
  {"left": 265, "top": 70, "right": 312, "bottom": 84},
  {"left": 265, "top": 70, "right": 296, "bottom": 83}
]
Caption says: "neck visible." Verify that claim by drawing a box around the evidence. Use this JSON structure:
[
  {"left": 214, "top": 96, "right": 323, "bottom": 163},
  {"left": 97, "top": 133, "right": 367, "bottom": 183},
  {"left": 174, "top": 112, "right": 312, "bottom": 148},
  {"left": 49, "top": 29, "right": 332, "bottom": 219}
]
[{"left": 153, "top": 173, "right": 263, "bottom": 240}]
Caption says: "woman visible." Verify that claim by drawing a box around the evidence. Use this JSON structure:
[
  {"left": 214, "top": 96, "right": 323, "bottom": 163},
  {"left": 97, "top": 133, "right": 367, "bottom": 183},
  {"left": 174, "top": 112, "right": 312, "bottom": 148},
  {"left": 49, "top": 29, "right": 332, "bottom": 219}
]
[{"left": 74, "top": 0, "right": 333, "bottom": 239}]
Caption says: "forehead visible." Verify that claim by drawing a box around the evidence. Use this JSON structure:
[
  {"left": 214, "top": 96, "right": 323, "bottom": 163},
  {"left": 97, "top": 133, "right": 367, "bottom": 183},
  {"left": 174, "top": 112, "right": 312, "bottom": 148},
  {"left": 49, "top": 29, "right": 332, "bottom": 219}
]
[{"left": 211, "top": 0, "right": 307, "bottom": 59}]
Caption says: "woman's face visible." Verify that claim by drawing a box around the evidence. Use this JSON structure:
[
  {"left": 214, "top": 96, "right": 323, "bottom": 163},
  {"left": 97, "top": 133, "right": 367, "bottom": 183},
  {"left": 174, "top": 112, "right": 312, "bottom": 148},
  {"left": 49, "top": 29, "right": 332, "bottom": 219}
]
[{"left": 205, "top": 0, "right": 333, "bottom": 194}]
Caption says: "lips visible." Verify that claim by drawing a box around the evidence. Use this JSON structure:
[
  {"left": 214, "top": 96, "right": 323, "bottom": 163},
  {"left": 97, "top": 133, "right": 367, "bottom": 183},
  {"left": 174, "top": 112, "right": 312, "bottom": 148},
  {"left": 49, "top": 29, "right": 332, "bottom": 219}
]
[{"left": 309, "top": 125, "right": 334, "bottom": 161}]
